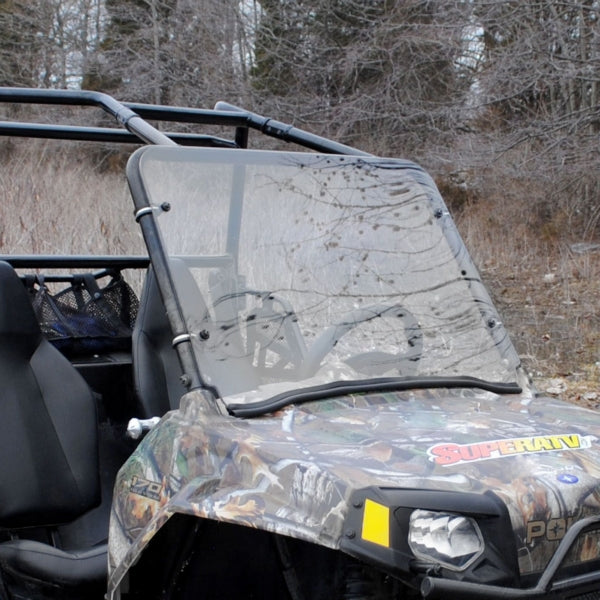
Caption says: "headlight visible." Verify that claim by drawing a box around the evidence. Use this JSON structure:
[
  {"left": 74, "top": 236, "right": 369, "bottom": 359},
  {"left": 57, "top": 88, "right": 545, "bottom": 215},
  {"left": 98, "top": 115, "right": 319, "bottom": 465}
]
[{"left": 408, "top": 509, "right": 484, "bottom": 570}]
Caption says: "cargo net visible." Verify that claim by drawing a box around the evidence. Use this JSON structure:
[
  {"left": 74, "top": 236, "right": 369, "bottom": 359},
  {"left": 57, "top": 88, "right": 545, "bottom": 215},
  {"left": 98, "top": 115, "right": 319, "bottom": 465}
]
[{"left": 27, "top": 272, "right": 139, "bottom": 357}]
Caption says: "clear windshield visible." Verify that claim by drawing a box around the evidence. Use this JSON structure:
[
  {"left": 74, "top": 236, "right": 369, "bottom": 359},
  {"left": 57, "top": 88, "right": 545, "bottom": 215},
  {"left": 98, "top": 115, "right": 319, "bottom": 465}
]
[{"left": 133, "top": 147, "right": 520, "bottom": 404}]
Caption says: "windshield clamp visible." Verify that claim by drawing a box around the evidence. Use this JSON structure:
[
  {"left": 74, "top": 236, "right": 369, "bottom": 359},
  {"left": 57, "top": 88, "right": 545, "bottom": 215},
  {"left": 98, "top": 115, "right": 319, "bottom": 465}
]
[
  {"left": 134, "top": 206, "right": 156, "bottom": 222},
  {"left": 172, "top": 333, "right": 192, "bottom": 348}
]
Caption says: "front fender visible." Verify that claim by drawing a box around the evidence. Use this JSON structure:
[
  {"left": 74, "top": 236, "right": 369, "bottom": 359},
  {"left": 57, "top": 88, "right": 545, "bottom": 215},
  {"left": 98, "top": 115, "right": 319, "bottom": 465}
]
[{"left": 107, "top": 390, "right": 351, "bottom": 594}]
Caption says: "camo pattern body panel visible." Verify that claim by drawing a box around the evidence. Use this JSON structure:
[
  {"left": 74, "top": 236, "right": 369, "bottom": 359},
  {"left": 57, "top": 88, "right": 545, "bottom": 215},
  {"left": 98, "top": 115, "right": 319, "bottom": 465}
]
[{"left": 108, "top": 387, "right": 600, "bottom": 590}]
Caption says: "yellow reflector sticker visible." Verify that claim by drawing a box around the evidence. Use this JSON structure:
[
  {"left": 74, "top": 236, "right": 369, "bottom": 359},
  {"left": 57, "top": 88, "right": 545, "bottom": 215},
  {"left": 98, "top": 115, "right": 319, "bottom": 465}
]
[{"left": 361, "top": 499, "right": 390, "bottom": 547}]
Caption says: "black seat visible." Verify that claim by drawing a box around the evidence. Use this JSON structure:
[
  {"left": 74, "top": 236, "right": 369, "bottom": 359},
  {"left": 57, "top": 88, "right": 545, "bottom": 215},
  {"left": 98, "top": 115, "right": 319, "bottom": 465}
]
[
  {"left": 0, "top": 261, "right": 105, "bottom": 598},
  {"left": 132, "top": 264, "right": 186, "bottom": 417}
]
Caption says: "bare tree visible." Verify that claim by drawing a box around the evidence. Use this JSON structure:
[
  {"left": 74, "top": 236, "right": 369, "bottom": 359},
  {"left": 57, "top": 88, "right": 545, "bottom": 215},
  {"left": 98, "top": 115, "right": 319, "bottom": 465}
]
[
  {"left": 250, "top": 0, "right": 474, "bottom": 155},
  {"left": 0, "top": 0, "right": 103, "bottom": 90},
  {"left": 464, "top": 1, "right": 600, "bottom": 236},
  {"left": 84, "top": 0, "right": 254, "bottom": 108},
  {"left": 0, "top": 0, "right": 43, "bottom": 87}
]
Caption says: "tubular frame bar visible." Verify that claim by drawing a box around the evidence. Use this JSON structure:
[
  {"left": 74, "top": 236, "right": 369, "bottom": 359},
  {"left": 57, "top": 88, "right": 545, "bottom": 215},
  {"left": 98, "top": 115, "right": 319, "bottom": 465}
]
[
  {"left": 0, "top": 122, "right": 237, "bottom": 147},
  {"left": 0, "top": 255, "right": 150, "bottom": 269},
  {"left": 0, "top": 87, "right": 175, "bottom": 146},
  {"left": 0, "top": 87, "right": 368, "bottom": 155}
]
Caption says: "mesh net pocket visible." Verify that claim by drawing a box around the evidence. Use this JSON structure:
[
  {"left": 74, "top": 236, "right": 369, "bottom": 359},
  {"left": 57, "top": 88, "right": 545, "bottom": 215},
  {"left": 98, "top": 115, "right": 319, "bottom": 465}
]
[{"left": 31, "top": 273, "right": 139, "bottom": 357}]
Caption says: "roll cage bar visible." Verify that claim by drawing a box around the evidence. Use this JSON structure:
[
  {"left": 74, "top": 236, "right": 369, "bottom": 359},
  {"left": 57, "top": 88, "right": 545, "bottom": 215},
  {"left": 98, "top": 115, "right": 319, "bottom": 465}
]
[
  {"left": 0, "top": 87, "right": 370, "bottom": 399},
  {"left": 0, "top": 87, "right": 369, "bottom": 155}
]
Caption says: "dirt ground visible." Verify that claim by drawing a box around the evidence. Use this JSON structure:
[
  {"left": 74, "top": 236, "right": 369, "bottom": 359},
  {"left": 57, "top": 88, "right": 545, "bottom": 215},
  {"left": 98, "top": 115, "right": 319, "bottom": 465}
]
[{"left": 480, "top": 244, "right": 600, "bottom": 409}]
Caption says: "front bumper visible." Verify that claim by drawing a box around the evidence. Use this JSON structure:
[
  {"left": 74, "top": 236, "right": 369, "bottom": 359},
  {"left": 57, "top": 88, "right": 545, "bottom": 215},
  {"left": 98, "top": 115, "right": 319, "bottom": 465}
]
[
  {"left": 342, "top": 487, "right": 600, "bottom": 600},
  {"left": 421, "top": 515, "right": 600, "bottom": 599}
]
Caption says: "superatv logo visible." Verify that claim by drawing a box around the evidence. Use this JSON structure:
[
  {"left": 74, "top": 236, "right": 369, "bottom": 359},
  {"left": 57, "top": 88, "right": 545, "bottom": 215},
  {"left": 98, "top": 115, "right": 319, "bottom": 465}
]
[{"left": 428, "top": 434, "right": 591, "bottom": 466}]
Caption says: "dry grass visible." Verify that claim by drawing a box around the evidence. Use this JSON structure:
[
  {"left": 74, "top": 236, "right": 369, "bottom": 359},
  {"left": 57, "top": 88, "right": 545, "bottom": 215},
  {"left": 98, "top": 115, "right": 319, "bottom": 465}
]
[
  {"left": 0, "top": 140, "right": 144, "bottom": 257},
  {"left": 453, "top": 174, "right": 600, "bottom": 407}
]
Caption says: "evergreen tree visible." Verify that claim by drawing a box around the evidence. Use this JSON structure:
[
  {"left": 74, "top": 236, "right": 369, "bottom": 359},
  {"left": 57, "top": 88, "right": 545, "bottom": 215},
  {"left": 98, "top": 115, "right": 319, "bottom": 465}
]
[
  {"left": 83, "top": 0, "right": 176, "bottom": 103},
  {"left": 250, "top": 0, "right": 473, "bottom": 154},
  {"left": 0, "top": 0, "right": 42, "bottom": 86}
]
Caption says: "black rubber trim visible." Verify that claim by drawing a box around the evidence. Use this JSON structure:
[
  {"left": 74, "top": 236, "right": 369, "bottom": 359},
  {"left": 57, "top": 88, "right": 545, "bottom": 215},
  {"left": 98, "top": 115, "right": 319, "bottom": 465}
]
[{"left": 226, "top": 376, "right": 522, "bottom": 418}]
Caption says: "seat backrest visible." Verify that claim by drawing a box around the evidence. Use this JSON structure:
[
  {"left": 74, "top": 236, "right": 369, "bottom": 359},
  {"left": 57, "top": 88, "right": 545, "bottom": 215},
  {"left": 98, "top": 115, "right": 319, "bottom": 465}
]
[
  {"left": 132, "top": 258, "right": 213, "bottom": 416},
  {"left": 132, "top": 265, "right": 185, "bottom": 418},
  {"left": 0, "top": 261, "right": 100, "bottom": 529}
]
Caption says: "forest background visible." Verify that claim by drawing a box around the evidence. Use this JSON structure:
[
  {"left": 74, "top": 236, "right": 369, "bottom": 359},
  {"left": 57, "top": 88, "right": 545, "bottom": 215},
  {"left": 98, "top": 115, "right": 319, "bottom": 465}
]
[{"left": 1, "top": 0, "right": 600, "bottom": 403}]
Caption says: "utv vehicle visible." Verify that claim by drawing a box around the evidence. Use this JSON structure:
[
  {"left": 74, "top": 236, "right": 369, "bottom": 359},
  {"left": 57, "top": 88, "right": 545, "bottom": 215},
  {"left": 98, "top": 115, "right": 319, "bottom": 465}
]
[{"left": 1, "top": 87, "right": 600, "bottom": 600}]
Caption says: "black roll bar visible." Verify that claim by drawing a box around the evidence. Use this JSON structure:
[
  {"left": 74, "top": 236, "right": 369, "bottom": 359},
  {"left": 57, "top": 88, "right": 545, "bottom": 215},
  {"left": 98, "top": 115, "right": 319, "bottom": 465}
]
[
  {"left": 0, "top": 255, "right": 150, "bottom": 269},
  {"left": 213, "top": 101, "right": 370, "bottom": 156},
  {"left": 0, "top": 87, "right": 369, "bottom": 155},
  {"left": 0, "top": 87, "right": 176, "bottom": 146},
  {"left": 0, "top": 121, "right": 237, "bottom": 147},
  {"left": 125, "top": 99, "right": 370, "bottom": 155}
]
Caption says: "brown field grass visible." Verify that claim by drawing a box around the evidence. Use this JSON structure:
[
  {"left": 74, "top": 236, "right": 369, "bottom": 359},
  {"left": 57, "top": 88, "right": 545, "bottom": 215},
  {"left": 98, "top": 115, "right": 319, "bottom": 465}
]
[
  {"left": 452, "top": 171, "right": 600, "bottom": 407},
  {"left": 0, "top": 141, "right": 144, "bottom": 257}
]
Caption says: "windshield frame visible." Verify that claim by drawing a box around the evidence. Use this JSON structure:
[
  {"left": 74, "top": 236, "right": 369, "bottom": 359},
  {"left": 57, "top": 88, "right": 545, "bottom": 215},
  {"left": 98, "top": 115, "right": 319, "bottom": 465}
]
[{"left": 127, "top": 146, "right": 521, "bottom": 411}]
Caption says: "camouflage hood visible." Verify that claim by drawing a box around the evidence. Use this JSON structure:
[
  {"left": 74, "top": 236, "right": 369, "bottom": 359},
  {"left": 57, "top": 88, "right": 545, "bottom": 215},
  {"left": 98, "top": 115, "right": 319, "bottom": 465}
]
[{"left": 109, "top": 384, "right": 600, "bottom": 589}]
